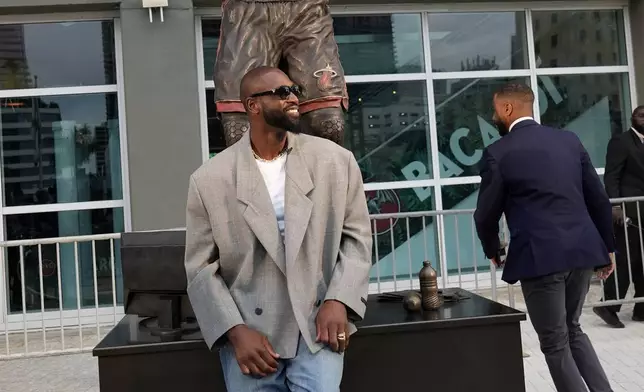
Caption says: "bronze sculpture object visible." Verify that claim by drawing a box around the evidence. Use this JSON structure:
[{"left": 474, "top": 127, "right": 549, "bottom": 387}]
[
  {"left": 402, "top": 291, "right": 422, "bottom": 312},
  {"left": 419, "top": 261, "right": 443, "bottom": 311},
  {"left": 214, "top": 0, "right": 348, "bottom": 146}
]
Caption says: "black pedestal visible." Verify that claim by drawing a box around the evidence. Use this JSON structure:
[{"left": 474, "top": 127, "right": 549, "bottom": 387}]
[{"left": 93, "top": 289, "right": 526, "bottom": 391}]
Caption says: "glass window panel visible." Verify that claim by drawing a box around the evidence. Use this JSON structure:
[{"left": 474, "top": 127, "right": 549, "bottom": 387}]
[
  {"left": 5, "top": 207, "right": 124, "bottom": 313},
  {"left": 2, "top": 93, "right": 123, "bottom": 207},
  {"left": 203, "top": 15, "right": 424, "bottom": 78},
  {"left": 440, "top": 183, "right": 490, "bottom": 275},
  {"left": 538, "top": 73, "right": 631, "bottom": 168},
  {"left": 201, "top": 19, "right": 221, "bottom": 82},
  {"left": 434, "top": 77, "right": 530, "bottom": 178},
  {"left": 428, "top": 12, "right": 528, "bottom": 72},
  {"left": 334, "top": 14, "right": 424, "bottom": 75},
  {"left": 532, "top": 10, "right": 627, "bottom": 68},
  {"left": 346, "top": 81, "right": 432, "bottom": 183},
  {"left": 0, "top": 21, "right": 116, "bottom": 90},
  {"left": 368, "top": 188, "right": 440, "bottom": 283}
]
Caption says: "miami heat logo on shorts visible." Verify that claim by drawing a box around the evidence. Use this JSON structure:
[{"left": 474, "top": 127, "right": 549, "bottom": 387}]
[{"left": 314, "top": 64, "right": 337, "bottom": 92}]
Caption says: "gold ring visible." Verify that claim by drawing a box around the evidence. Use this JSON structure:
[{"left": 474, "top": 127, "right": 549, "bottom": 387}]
[{"left": 337, "top": 332, "right": 346, "bottom": 341}]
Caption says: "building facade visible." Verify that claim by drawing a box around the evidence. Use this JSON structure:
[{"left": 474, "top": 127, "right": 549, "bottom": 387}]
[{"left": 0, "top": 0, "right": 642, "bottom": 330}]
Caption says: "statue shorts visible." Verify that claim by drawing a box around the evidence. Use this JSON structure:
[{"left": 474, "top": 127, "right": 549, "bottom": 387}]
[{"left": 214, "top": 0, "right": 348, "bottom": 146}]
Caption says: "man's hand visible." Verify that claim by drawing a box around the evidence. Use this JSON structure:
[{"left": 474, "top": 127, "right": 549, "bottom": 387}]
[
  {"left": 597, "top": 253, "right": 616, "bottom": 280},
  {"left": 315, "top": 300, "right": 349, "bottom": 353},
  {"left": 612, "top": 206, "right": 625, "bottom": 225},
  {"left": 226, "top": 325, "right": 280, "bottom": 377}
]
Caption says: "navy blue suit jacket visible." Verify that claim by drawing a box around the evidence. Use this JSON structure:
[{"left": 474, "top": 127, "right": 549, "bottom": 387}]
[{"left": 474, "top": 120, "right": 615, "bottom": 284}]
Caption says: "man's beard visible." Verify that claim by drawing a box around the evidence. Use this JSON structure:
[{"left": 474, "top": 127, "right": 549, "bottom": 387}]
[
  {"left": 263, "top": 108, "right": 301, "bottom": 134},
  {"left": 494, "top": 119, "right": 510, "bottom": 137},
  {"left": 633, "top": 122, "right": 644, "bottom": 134}
]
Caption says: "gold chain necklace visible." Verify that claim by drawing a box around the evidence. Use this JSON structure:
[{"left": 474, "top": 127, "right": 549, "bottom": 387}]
[{"left": 252, "top": 144, "right": 289, "bottom": 162}]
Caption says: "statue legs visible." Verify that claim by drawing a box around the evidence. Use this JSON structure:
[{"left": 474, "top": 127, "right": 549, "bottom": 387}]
[
  {"left": 214, "top": 0, "right": 348, "bottom": 148},
  {"left": 284, "top": 0, "right": 348, "bottom": 145},
  {"left": 213, "top": 0, "right": 277, "bottom": 148},
  {"left": 300, "top": 107, "right": 345, "bottom": 145},
  {"left": 221, "top": 113, "right": 250, "bottom": 147}
]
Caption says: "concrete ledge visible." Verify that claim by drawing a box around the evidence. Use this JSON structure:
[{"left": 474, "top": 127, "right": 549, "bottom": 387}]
[{"left": 0, "top": 3, "right": 119, "bottom": 15}]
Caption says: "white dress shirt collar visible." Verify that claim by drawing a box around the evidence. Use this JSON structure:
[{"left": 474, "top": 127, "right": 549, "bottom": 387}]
[
  {"left": 509, "top": 116, "right": 535, "bottom": 133},
  {"left": 631, "top": 127, "right": 644, "bottom": 142}
]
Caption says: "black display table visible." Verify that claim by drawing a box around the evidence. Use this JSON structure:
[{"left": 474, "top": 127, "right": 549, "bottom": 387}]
[{"left": 93, "top": 289, "right": 527, "bottom": 391}]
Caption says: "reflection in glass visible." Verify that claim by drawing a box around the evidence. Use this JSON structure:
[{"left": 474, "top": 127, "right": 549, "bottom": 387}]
[
  {"left": 346, "top": 82, "right": 431, "bottom": 183},
  {"left": 532, "top": 10, "right": 627, "bottom": 68},
  {"left": 5, "top": 208, "right": 124, "bottom": 313},
  {"left": 334, "top": 14, "right": 424, "bottom": 75},
  {"left": 367, "top": 188, "right": 439, "bottom": 283},
  {"left": 538, "top": 73, "right": 631, "bottom": 167},
  {"left": 440, "top": 184, "right": 489, "bottom": 275},
  {"left": 0, "top": 21, "right": 115, "bottom": 90},
  {"left": 428, "top": 12, "right": 528, "bottom": 72},
  {"left": 1, "top": 93, "right": 122, "bottom": 207},
  {"left": 434, "top": 77, "right": 530, "bottom": 178},
  {"left": 201, "top": 19, "right": 221, "bottom": 81}
]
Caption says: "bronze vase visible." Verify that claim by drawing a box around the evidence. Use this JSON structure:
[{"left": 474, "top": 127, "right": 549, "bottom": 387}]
[{"left": 419, "top": 261, "right": 443, "bottom": 310}]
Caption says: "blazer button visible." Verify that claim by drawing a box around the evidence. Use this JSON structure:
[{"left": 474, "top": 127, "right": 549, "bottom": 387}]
[
  {"left": 315, "top": 300, "right": 321, "bottom": 307},
  {"left": 255, "top": 308, "right": 263, "bottom": 316}
]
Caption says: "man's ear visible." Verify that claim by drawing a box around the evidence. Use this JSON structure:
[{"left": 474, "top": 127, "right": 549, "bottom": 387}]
[{"left": 246, "top": 98, "right": 260, "bottom": 115}]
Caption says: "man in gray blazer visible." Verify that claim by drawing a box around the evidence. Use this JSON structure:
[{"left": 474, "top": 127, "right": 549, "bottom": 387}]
[{"left": 184, "top": 66, "right": 373, "bottom": 391}]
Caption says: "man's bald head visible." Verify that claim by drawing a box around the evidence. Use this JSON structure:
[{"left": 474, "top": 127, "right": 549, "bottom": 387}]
[
  {"left": 240, "top": 66, "right": 289, "bottom": 108},
  {"left": 239, "top": 66, "right": 301, "bottom": 134}
]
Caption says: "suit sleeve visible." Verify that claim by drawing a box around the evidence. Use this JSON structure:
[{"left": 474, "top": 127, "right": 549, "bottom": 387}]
[
  {"left": 579, "top": 143, "right": 616, "bottom": 252},
  {"left": 324, "top": 153, "right": 373, "bottom": 321},
  {"left": 604, "top": 136, "right": 627, "bottom": 198},
  {"left": 184, "top": 175, "right": 244, "bottom": 350},
  {"left": 474, "top": 149, "right": 505, "bottom": 259}
]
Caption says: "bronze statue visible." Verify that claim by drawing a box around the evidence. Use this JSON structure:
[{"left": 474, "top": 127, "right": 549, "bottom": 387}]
[
  {"left": 214, "top": 0, "right": 348, "bottom": 146},
  {"left": 402, "top": 291, "right": 422, "bottom": 312}
]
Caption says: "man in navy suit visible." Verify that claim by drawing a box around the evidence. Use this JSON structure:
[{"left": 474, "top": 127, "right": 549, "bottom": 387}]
[{"left": 474, "top": 83, "right": 615, "bottom": 392}]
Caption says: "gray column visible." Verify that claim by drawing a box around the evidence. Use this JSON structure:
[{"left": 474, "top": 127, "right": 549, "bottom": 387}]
[{"left": 120, "top": 0, "right": 203, "bottom": 231}]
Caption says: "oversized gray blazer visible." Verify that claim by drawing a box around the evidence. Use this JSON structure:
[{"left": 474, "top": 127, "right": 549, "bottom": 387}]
[{"left": 184, "top": 131, "right": 373, "bottom": 359}]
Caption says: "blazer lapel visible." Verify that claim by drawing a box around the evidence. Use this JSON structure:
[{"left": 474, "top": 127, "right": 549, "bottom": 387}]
[
  {"left": 284, "top": 133, "right": 314, "bottom": 270},
  {"left": 236, "top": 133, "right": 286, "bottom": 276}
]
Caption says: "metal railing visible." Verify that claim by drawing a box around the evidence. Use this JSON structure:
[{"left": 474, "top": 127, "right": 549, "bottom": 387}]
[
  {"left": 2, "top": 196, "right": 644, "bottom": 359},
  {"left": 0, "top": 233, "right": 122, "bottom": 359},
  {"left": 587, "top": 196, "right": 644, "bottom": 309}
]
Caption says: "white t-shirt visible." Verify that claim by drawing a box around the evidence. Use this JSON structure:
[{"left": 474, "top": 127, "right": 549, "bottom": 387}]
[{"left": 255, "top": 154, "right": 287, "bottom": 238}]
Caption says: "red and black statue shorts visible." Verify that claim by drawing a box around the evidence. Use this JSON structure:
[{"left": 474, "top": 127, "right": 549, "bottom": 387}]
[{"left": 214, "top": 0, "right": 349, "bottom": 116}]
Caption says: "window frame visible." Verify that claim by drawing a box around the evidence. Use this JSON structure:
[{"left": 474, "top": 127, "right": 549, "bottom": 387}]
[{"left": 0, "top": 14, "right": 131, "bottom": 328}]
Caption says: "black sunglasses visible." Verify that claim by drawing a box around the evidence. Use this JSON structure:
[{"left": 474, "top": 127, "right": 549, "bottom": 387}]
[{"left": 250, "top": 85, "right": 301, "bottom": 100}]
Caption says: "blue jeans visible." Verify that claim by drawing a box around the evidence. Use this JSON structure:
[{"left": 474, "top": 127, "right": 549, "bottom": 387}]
[{"left": 219, "top": 334, "right": 344, "bottom": 391}]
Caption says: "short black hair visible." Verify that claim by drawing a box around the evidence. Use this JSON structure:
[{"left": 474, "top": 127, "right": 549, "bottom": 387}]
[
  {"left": 494, "top": 83, "right": 535, "bottom": 104},
  {"left": 633, "top": 105, "right": 644, "bottom": 116}
]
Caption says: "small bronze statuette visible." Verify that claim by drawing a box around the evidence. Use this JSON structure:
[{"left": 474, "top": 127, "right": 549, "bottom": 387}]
[
  {"left": 402, "top": 291, "right": 422, "bottom": 312},
  {"left": 419, "top": 261, "right": 443, "bottom": 310}
]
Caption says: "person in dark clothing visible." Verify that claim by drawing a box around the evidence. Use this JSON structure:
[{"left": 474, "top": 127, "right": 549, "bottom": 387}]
[
  {"left": 594, "top": 106, "right": 644, "bottom": 328},
  {"left": 475, "top": 83, "right": 615, "bottom": 392}
]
